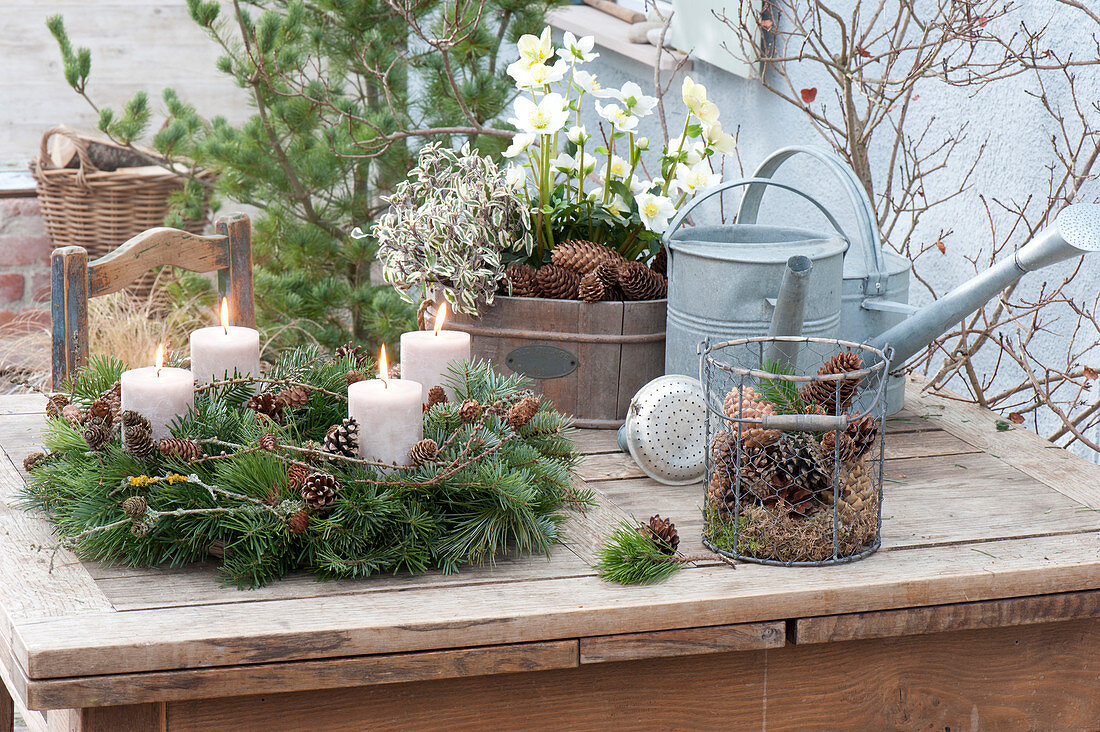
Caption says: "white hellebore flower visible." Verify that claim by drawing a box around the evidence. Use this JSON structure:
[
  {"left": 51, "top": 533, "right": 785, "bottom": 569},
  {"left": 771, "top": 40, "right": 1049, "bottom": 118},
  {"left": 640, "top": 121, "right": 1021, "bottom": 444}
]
[
  {"left": 681, "top": 76, "right": 719, "bottom": 124},
  {"left": 558, "top": 32, "right": 598, "bottom": 64},
  {"left": 636, "top": 193, "right": 677, "bottom": 233},
  {"left": 517, "top": 27, "right": 554, "bottom": 65},
  {"left": 503, "top": 132, "right": 536, "bottom": 159},
  {"left": 573, "top": 70, "right": 619, "bottom": 99},
  {"left": 635, "top": 136, "right": 650, "bottom": 151},
  {"left": 567, "top": 125, "right": 590, "bottom": 146},
  {"left": 600, "top": 155, "right": 630, "bottom": 181},
  {"left": 703, "top": 121, "right": 737, "bottom": 154},
  {"left": 627, "top": 175, "right": 649, "bottom": 194},
  {"left": 509, "top": 59, "right": 568, "bottom": 89},
  {"left": 665, "top": 134, "right": 706, "bottom": 166},
  {"left": 505, "top": 165, "right": 528, "bottom": 190},
  {"left": 594, "top": 101, "right": 639, "bottom": 133},
  {"left": 674, "top": 162, "right": 721, "bottom": 195},
  {"left": 511, "top": 94, "right": 570, "bottom": 135},
  {"left": 605, "top": 193, "right": 630, "bottom": 217},
  {"left": 551, "top": 153, "right": 594, "bottom": 176},
  {"left": 618, "top": 82, "right": 658, "bottom": 118}
]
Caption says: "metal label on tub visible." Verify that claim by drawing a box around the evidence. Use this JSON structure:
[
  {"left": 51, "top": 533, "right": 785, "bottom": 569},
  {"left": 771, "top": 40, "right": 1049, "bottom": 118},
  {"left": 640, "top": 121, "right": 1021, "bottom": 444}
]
[{"left": 505, "top": 345, "right": 578, "bottom": 380}]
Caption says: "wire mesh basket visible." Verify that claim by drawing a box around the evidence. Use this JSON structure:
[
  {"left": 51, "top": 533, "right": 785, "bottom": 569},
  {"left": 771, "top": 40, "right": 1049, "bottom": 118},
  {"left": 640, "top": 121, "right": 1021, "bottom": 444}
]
[{"left": 701, "top": 336, "right": 891, "bottom": 566}]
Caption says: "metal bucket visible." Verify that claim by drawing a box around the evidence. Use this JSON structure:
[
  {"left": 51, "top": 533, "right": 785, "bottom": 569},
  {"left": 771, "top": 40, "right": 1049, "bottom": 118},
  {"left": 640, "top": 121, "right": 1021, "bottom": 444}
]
[{"left": 664, "top": 178, "right": 849, "bottom": 377}]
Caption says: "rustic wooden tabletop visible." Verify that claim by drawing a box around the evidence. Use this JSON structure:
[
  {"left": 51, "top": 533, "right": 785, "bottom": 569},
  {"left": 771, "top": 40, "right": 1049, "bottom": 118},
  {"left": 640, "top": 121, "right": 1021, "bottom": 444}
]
[{"left": 1, "top": 376, "right": 1098, "bottom": 731}]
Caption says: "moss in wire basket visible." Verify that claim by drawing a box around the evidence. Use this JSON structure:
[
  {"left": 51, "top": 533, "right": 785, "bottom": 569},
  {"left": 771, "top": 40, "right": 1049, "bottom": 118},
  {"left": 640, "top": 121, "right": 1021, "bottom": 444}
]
[{"left": 594, "top": 519, "right": 682, "bottom": 585}]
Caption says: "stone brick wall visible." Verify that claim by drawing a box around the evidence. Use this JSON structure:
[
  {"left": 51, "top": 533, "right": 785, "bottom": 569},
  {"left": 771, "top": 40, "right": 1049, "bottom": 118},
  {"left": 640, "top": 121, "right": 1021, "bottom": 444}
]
[{"left": 0, "top": 196, "right": 51, "bottom": 331}]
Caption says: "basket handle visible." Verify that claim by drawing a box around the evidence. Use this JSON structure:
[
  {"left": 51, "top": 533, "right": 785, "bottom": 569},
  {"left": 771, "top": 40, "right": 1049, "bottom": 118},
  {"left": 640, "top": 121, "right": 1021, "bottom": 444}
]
[
  {"left": 737, "top": 146, "right": 887, "bottom": 297},
  {"left": 661, "top": 177, "right": 849, "bottom": 246},
  {"left": 39, "top": 125, "right": 99, "bottom": 187},
  {"left": 760, "top": 414, "right": 848, "bottom": 432}
]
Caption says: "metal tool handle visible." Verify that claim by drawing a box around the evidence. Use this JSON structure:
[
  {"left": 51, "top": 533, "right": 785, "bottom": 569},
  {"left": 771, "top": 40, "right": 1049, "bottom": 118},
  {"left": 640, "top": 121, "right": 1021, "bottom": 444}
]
[
  {"left": 737, "top": 146, "right": 886, "bottom": 297},
  {"left": 662, "top": 177, "right": 849, "bottom": 246},
  {"left": 761, "top": 414, "right": 848, "bottom": 432}
]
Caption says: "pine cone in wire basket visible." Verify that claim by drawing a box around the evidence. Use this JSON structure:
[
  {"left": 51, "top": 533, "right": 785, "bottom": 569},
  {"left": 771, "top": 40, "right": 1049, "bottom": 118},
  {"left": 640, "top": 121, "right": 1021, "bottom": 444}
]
[
  {"left": 408, "top": 438, "right": 439, "bottom": 466},
  {"left": 762, "top": 434, "right": 831, "bottom": 517},
  {"left": 799, "top": 351, "right": 863, "bottom": 415},
  {"left": 638, "top": 514, "right": 679, "bottom": 554},
  {"left": 426, "top": 385, "right": 447, "bottom": 409},
  {"left": 287, "top": 463, "right": 310, "bottom": 492},
  {"left": 821, "top": 415, "right": 881, "bottom": 463},
  {"left": 275, "top": 384, "right": 310, "bottom": 409},
  {"left": 247, "top": 392, "right": 284, "bottom": 423},
  {"left": 159, "top": 437, "right": 202, "bottom": 462},
  {"left": 504, "top": 263, "right": 539, "bottom": 298},
  {"left": 121, "top": 410, "right": 158, "bottom": 459},
  {"left": 839, "top": 457, "right": 877, "bottom": 521},
  {"left": 83, "top": 420, "right": 111, "bottom": 451},
  {"left": 618, "top": 261, "right": 667, "bottom": 301},
  {"left": 301, "top": 472, "right": 340, "bottom": 511},
  {"left": 551, "top": 239, "right": 622, "bottom": 274},
  {"left": 323, "top": 417, "right": 359, "bottom": 457},
  {"left": 506, "top": 396, "right": 541, "bottom": 430},
  {"left": 722, "top": 387, "right": 782, "bottom": 448},
  {"left": 535, "top": 264, "right": 580, "bottom": 300}
]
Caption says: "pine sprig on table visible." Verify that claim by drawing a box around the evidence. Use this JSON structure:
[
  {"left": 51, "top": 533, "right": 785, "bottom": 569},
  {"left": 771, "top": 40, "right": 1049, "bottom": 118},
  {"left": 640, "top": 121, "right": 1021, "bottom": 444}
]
[
  {"left": 22, "top": 351, "right": 591, "bottom": 588},
  {"left": 594, "top": 520, "right": 683, "bottom": 585}
]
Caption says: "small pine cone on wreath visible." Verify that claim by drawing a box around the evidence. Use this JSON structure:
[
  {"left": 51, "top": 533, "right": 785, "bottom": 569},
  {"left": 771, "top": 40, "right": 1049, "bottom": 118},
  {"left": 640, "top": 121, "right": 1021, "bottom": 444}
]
[
  {"left": 23, "top": 452, "right": 48, "bottom": 472},
  {"left": 506, "top": 395, "right": 541, "bottom": 430},
  {"left": 87, "top": 398, "right": 114, "bottom": 426},
  {"left": 287, "top": 463, "right": 310, "bottom": 492},
  {"left": 535, "top": 264, "right": 580, "bottom": 300},
  {"left": 551, "top": 239, "right": 621, "bottom": 275},
  {"left": 259, "top": 432, "right": 278, "bottom": 451},
  {"left": 301, "top": 472, "right": 340, "bottom": 511},
  {"left": 45, "top": 394, "right": 69, "bottom": 419},
  {"left": 62, "top": 403, "right": 85, "bottom": 427},
  {"left": 122, "top": 495, "right": 148, "bottom": 519},
  {"left": 426, "top": 385, "right": 447, "bottom": 409},
  {"left": 287, "top": 509, "right": 310, "bottom": 535},
  {"left": 83, "top": 420, "right": 112, "bottom": 452},
  {"left": 618, "top": 261, "right": 667, "bottom": 301},
  {"left": 323, "top": 417, "right": 359, "bottom": 457},
  {"left": 409, "top": 438, "right": 439, "bottom": 466},
  {"left": 247, "top": 392, "right": 284, "bottom": 423},
  {"left": 639, "top": 514, "right": 680, "bottom": 554},
  {"left": 504, "top": 263, "right": 539, "bottom": 298},
  {"left": 275, "top": 384, "right": 310, "bottom": 409},
  {"left": 121, "top": 410, "right": 158, "bottom": 459},
  {"left": 459, "top": 398, "right": 482, "bottom": 423},
  {"left": 346, "top": 369, "right": 366, "bottom": 386},
  {"left": 102, "top": 381, "right": 122, "bottom": 420},
  {"left": 334, "top": 342, "right": 368, "bottom": 365},
  {"left": 159, "top": 437, "right": 202, "bottom": 462}
]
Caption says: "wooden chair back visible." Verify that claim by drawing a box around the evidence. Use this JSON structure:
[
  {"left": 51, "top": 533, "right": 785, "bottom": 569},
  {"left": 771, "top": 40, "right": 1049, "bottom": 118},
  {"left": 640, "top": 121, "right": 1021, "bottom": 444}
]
[{"left": 51, "top": 212, "right": 255, "bottom": 389}]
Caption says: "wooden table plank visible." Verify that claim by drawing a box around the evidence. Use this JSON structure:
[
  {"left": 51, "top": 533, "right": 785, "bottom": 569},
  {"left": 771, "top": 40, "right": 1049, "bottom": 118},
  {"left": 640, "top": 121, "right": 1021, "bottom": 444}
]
[
  {"left": 796, "top": 589, "right": 1100, "bottom": 645},
  {"left": 0, "top": 394, "right": 45, "bottom": 416},
  {"left": 579, "top": 621, "right": 784, "bottom": 664},
  {"left": 12, "top": 531, "right": 1099, "bottom": 680},
  {"left": 21, "top": 641, "right": 579, "bottom": 711}
]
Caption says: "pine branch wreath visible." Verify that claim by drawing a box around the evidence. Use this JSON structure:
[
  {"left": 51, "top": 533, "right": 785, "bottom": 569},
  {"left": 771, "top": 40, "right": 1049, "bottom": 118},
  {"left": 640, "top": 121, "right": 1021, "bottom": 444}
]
[{"left": 21, "top": 348, "right": 592, "bottom": 588}]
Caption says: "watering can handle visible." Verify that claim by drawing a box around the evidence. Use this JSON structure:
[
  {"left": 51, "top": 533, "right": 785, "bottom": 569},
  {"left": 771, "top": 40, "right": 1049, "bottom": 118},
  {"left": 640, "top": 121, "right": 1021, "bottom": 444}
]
[
  {"left": 661, "top": 177, "right": 849, "bottom": 246},
  {"left": 737, "top": 146, "right": 887, "bottom": 296}
]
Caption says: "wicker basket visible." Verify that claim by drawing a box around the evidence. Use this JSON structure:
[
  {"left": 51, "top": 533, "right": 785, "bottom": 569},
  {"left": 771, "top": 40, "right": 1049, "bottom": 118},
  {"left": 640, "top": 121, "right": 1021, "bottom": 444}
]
[{"left": 30, "top": 126, "right": 212, "bottom": 298}]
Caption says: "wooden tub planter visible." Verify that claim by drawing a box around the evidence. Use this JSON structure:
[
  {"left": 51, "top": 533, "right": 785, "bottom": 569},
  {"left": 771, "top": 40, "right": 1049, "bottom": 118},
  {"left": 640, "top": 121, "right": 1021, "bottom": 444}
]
[{"left": 446, "top": 296, "right": 666, "bottom": 429}]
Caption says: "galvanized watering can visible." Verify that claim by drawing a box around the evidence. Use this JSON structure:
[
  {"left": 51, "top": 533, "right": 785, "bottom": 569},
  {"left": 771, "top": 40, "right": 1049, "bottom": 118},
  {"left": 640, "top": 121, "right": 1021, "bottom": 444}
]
[{"left": 667, "top": 145, "right": 1100, "bottom": 414}]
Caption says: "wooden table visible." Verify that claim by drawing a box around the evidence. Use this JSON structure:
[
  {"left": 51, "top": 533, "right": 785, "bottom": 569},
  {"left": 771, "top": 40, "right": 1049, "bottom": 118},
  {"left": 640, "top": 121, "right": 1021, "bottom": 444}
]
[{"left": 1, "top": 378, "right": 1098, "bottom": 731}]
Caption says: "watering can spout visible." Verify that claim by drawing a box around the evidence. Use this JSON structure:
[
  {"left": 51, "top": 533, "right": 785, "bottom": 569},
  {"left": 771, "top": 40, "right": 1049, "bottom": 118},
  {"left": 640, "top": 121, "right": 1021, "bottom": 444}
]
[{"left": 870, "top": 203, "right": 1100, "bottom": 366}]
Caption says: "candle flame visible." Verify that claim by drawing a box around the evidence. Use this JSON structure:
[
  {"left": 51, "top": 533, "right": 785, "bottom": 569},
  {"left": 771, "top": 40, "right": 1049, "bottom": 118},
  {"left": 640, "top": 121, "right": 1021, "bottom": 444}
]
[
  {"left": 220, "top": 297, "right": 230, "bottom": 335},
  {"left": 378, "top": 344, "right": 389, "bottom": 381},
  {"left": 433, "top": 302, "right": 448, "bottom": 335},
  {"left": 155, "top": 343, "right": 165, "bottom": 376}
]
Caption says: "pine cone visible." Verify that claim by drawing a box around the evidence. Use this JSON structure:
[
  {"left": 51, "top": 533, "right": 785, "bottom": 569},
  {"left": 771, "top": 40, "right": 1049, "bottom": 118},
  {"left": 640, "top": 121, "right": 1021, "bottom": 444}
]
[
  {"left": 650, "top": 248, "right": 667, "bottom": 277},
  {"left": 45, "top": 394, "right": 69, "bottom": 419},
  {"left": 62, "top": 403, "right": 85, "bottom": 427},
  {"left": 839, "top": 457, "right": 877, "bottom": 521},
  {"left": 334, "top": 342, "right": 368, "bottom": 365},
  {"left": 409, "top": 438, "right": 439, "bottom": 466},
  {"left": 592, "top": 260, "right": 620, "bottom": 289},
  {"left": 459, "top": 398, "right": 482, "bottom": 423},
  {"left": 426, "top": 385, "right": 447, "bottom": 409},
  {"left": 323, "top": 417, "right": 359, "bottom": 457},
  {"left": 761, "top": 435, "right": 831, "bottom": 517},
  {"left": 639, "top": 514, "right": 679, "bottom": 554},
  {"left": 346, "top": 370, "right": 366, "bottom": 386},
  {"left": 800, "top": 351, "right": 863, "bottom": 415},
  {"left": 578, "top": 272, "right": 609, "bottom": 303},
  {"left": 506, "top": 395, "right": 540, "bottom": 430},
  {"left": 846, "top": 415, "right": 880, "bottom": 459},
  {"left": 722, "top": 387, "right": 782, "bottom": 448},
  {"left": 23, "top": 452, "right": 48, "bottom": 472},
  {"left": 287, "top": 509, "right": 310, "bottom": 534},
  {"left": 247, "top": 392, "right": 284, "bottom": 423},
  {"left": 88, "top": 398, "right": 114, "bottom": 426},
  {"left": 287, "top": 463, "right": 310, "bottom": 491},
  {"left": 709, "top": 440, "right": 774, "bottom": 509},
  {"left": 122, "top": 495, "right": 147, "bottom": 519},
  {"left": 551, "top": 239, "right": 621, "bottom": 274},
  {"left": 301, "top": 472, "right": 340, "bottom": 511},
  {"left": 83, "top": 420, "right": 112, "bottom": 451},
  {"left": 159, "top": 437, "right": 202, "bottom": 462},
  {"left": 504, "top": 263, "right": 539, "bottom": 298},
  {"left": 618, "top": 261, "right": 667, "bottom": 301},
  {"left": 102, "top": 381, "right": 122, "bottom": 421},
  {"left": 259, "top": 432, "right": 278, "bottom": 451},
  {"left": 275, "top": 384, "right": 310, "bottom": 409},
  {"left": 535, "top": 264, "right": 580, "bottom": 300},
  {"left": 121, "top": 410, "right": 158, "bottom": 459}
]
